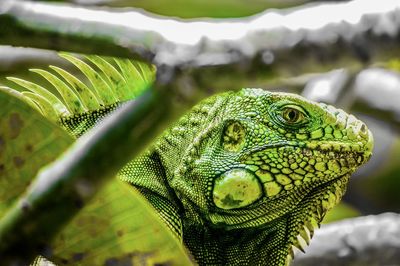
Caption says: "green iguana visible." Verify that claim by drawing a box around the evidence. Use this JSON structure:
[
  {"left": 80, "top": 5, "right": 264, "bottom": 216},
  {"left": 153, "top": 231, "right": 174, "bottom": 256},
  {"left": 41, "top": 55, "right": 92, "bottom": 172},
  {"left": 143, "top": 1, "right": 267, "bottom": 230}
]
[{"left": 2, "top": 54, "right": 373, "bottom": 265}]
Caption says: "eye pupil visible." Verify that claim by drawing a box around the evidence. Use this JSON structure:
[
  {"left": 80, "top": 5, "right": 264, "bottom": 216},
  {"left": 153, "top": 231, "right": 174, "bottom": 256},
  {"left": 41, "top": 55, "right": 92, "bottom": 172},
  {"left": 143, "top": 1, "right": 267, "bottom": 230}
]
[
  {"left": 278, "top": 105, "right": 307, "bottom": 126},
  {"left": 288, "top": 110, "right": 297, "bottom": 121},
  {"left": 283, "top": 108, "right": 299, "bottom": 123}
]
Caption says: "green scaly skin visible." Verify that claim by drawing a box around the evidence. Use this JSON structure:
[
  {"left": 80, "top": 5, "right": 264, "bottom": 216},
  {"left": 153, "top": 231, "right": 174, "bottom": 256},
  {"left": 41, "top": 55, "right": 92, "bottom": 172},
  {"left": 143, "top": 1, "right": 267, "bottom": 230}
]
[
  {"left": 117, "top": 88, "right": 373, "bottom": 265},
  {"left": 5, "top": 57, "right": 373, "bottom": 265}
]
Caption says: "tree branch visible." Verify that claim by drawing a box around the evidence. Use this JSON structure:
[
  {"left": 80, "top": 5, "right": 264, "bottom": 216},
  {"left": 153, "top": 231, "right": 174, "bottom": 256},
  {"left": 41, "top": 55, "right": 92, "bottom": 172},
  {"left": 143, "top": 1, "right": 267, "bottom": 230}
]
[
  {"left": 293, "top": 213, "right": 400, "bottom": 265},
  {"left": 0, "top": 46, "right": 66, "bottom": 72},
  {"left": 1, "top": 0, "right": 400, "bottom": 79}
]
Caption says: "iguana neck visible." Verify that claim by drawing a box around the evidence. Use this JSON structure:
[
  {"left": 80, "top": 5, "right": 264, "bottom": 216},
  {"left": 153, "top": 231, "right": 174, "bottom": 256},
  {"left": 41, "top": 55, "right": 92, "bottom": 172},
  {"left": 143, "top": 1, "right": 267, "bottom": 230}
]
[
  {"left": 120, "top": 93, "right": 230, "bottom": 237},
  {"left": 154, "top": 93, "right": 230, "bottom": 180},
  {"left": 181, "top": 174, "right": 348, "bottom": 265},
  {"left": 183, "top": 217, "right": 287, "bottom": 266}
]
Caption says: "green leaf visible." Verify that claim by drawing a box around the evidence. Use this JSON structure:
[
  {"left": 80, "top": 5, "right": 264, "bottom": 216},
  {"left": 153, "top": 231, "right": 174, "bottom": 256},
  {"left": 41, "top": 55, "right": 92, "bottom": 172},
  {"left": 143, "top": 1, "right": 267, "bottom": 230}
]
[
  {"left": 0, "top": 84, "right": 192, "bottom": 265},
  {"left": 48, "top": 180, "right": 193, "bottom": 266},
  {"left": 0, "top": 86, "right": 42, "bottom": 114},
  {"left": 0, "top": 87, "right": 73, "bottom": 217}
]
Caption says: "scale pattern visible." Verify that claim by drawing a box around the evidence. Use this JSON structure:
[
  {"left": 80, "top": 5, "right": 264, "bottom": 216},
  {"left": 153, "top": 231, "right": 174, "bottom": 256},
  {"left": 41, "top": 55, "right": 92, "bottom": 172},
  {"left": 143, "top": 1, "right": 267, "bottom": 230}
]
[
  {"left": 3, "top": 56, "right": 373, "bottom": 265},
  {"left": 132, "top": 88, "right": 373, "bottom": 265}
]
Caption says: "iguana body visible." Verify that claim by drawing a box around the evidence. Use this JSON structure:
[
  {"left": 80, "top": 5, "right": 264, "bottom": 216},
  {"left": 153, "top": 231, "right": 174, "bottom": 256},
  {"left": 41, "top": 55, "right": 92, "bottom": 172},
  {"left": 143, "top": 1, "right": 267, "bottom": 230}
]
[
  {"left": 119, "top": 89, "right": 373, "bottom": 265},
  {"left": 3, "top": 55, "right": 373, "bottom": 265}
]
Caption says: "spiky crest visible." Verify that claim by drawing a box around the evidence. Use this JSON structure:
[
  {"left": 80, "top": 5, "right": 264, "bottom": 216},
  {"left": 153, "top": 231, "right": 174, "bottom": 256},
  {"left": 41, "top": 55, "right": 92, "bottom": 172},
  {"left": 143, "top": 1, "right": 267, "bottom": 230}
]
[{"left": 1, "top": 53, "right": 155, "bottom": 137}]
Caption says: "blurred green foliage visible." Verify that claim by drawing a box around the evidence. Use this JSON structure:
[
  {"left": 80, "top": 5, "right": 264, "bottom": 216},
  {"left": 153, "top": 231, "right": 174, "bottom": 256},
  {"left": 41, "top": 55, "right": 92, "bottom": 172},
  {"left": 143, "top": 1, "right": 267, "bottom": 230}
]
[
  {"left": 323, "top": 203, "right": 360, "bottom": 224},
  {"left": 94, "top": 0, "right": 310, "bottom": 18}
]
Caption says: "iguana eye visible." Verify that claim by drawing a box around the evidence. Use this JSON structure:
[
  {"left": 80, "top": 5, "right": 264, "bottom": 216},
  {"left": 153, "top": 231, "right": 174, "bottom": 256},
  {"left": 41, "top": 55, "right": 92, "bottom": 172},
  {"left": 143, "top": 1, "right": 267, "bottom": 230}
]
[{"left": 280, "top": 105, "right": 307, "bottom": 125}]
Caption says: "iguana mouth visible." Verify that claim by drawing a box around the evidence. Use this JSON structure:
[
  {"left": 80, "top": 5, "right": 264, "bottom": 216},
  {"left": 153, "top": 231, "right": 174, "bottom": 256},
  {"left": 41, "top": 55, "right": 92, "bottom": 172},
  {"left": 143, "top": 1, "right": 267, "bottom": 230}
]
[
  {"left": 209, "top": 173, "right": 348, "bottom": 230},
  {"left": 242, "top": 141, "right": 370, "bottom": 161},
  {"left": 209, "top": 138, "right": 365, "bottom": 227}
]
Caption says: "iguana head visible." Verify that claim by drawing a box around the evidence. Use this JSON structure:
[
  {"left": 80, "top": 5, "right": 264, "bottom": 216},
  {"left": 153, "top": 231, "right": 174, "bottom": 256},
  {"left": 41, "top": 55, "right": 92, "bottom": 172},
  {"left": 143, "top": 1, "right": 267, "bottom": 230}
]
[{"left": 167, "top": 88, "right": 373, "bottom": 258}]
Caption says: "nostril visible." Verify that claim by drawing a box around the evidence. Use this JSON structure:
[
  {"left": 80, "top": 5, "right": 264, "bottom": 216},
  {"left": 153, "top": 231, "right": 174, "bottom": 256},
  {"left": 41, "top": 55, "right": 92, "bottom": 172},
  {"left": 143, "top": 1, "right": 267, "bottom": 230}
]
[
  {"left": 360, "top": 123, "right": 367, "bottom": 134},
  {"left": 357, "top": 122, "right": 369, "bottom": 139}
]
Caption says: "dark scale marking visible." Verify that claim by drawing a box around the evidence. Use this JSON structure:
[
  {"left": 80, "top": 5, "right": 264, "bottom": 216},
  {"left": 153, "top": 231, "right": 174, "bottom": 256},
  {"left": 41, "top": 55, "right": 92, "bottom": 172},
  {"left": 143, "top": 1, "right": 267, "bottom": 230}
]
[
  {"left": 61, "top": 104, "right": 118, "bottom": 138},
  {"left": 9, "top": 113, "right": 24, "bottom": 139},
  {"left": 221, "top": 194, "right": 243, "bottom": 207},
  {"left": 163, "top": 135, "right": 176, "bottom": 147}
]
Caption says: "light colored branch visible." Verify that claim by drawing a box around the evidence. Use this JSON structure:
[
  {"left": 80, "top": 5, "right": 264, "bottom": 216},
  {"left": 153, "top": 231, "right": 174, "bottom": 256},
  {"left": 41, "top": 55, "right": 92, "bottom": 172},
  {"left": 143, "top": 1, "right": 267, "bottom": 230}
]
[
  {"left": 1, "top": 0, "right": 400, "bottom": 79},
  {"left": 293, "top": 213, "right": 400, "bottom": 265},
  {"left": 0, "top": 46, "right": 66, "bottom": 72}
]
